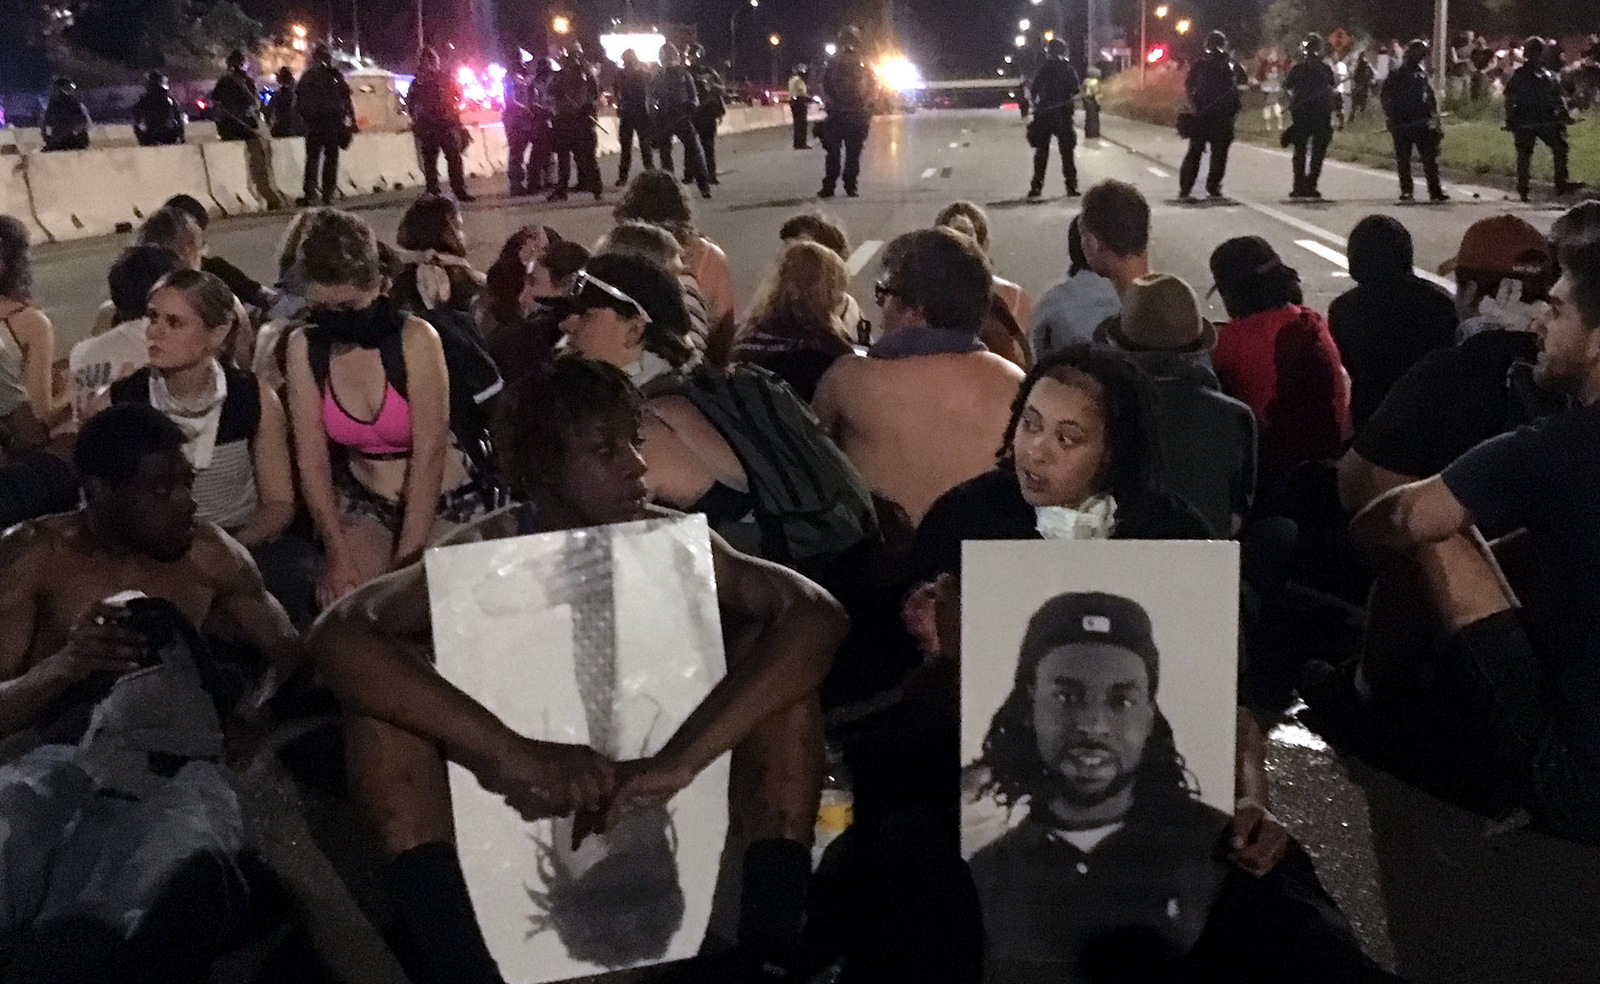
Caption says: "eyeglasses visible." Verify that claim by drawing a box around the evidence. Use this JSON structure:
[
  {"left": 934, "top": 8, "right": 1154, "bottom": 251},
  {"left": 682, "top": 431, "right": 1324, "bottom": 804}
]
[
  {"left": 572, "top": 270, "right": 651, "bottom": 323},
  {"left": 874, "top": 280, "right": 904, "bottom": 306}
]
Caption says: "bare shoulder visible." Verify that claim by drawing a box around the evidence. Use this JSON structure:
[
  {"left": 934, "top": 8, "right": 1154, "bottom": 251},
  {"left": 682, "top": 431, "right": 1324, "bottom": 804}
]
[
  {"left": 9, "top": 306, "right": 53, "bottom": 342},
  {"left": 644, "top": 393, "right": 705, "bottom": 431},
  {"left": 0, "top": 517, "right": 60, "bottom": 579},
  {"left": 817, "top": 352, "right": 871, "bottom": 389},
  {"left": 189, "top": 522, "right": 259, "bottom": 588}
]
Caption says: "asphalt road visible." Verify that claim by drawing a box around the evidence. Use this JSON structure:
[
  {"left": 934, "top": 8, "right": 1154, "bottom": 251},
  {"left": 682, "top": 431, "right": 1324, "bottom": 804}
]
[{"left": 24, "top": 110, "right": 1600, "bottom": 983}]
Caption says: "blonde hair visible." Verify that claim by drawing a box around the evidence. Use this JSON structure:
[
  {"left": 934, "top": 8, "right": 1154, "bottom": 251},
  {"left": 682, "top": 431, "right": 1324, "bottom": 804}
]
[{"left": 748, "top": 241, "right": 849, "bottom": 336}]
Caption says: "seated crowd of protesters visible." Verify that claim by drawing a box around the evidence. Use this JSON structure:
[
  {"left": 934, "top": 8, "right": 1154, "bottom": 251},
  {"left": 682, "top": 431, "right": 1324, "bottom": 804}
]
[{"left": 0, "top": 167, "right": 1597, "bottom": 984}]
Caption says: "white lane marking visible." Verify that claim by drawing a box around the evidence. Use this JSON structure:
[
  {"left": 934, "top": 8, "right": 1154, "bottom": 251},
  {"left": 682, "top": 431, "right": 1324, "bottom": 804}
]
[
  {"left": 1295, "top": 239, "right": 1350, "bottom": 269},
  {"left": 1238, "top": 199, "right": 1457, "bottom": 293},
  {"left": 846, "top": 240, "right": 884, "bottom": 278},
  {"left": 1147, "top": 166, "right": 1170, "bottom": 178},
  {"left": 921, "top": 167, "right": 939, "bottom": 179}
]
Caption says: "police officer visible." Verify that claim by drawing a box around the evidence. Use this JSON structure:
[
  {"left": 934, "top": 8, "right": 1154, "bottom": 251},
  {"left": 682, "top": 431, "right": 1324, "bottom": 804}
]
[
  {"left": 207, "top": 50, "right": 262, "bottom": 142},
  {"left": 818, "top": 27, "right": 873, "bottom": 199},
  {"left": 613, "top": 48, "right": 654, "bottom": 187},
  {"left": 267, "top": 67, "right": 302, "bottom": 138},
  {"left": 1025, "top": 38, "right": 1080, "bottom": 200},
  {"left": 295, "top": 45, "right": 357, "bottom": 206},
  {"left": 1506, "top": 36, "right": 1585, "bottom": 203},
  {"left": 133, "top": 70, "right": 185, "bottom": 147},
  {"left": 505, "top": 61, "right": 538, "bottom": 195},
  {"left": 1177, "top": 31, "right": 1241, "bottom": 202},
  {"left": 1381, "top": 39, "right": 1448, "bottom": 203},
  {"left": 1284, "top": 33, "right": 1337, "bottom": 199},
  {"left": 651, "top": 43, "right": 712, "bottom": 199},
  {"left": 407, "top": 47, "right": 473, "bottom": 201},
  {"left": 548, "top": 44, "right": 603, "bottom": 202},
  {"left": 41, "top": 76, "right": 91, "bottom": 152},
  {"left": 685, "top": 44, "right": 726, "bottom": 184},
  {"left": 788, "top": 64, "right": 810, "bottom": 149}
]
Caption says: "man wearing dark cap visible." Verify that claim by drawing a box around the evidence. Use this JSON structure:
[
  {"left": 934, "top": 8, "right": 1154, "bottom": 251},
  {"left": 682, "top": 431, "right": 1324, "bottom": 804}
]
[{"left": 970, "top": 592, "right": 1403, "bottom": 983}]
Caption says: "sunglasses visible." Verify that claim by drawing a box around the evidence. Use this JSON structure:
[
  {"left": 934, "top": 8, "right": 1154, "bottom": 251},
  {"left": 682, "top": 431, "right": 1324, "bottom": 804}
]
[
  {"left": 874, "top": 280, "right": 904, "bottom": 306},
  {"left": 571, "top": 270, "right": 651, "bottom": 323}
]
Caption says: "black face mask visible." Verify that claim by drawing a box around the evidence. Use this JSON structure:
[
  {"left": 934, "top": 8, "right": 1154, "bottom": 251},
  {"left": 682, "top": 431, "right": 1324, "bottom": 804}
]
[{"left": 309, "top": 294, "right": 405, "bottom": 348}]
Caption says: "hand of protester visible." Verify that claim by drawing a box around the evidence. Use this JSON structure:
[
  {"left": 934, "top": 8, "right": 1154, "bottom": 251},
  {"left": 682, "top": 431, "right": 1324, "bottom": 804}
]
[
  {"left": 316, "top": 550, "right": 365, "bottom": 610},
  {"left": 481, "top": 737, "right": 615, "bottom": 822},
  {"left": 604, "top": 755, "right": 697, "bottom": 831},
  {"left": 1229, "top": 797, "right": 1291, "bottom": 877},
  {"left": 1478, "top": 276, "right": 1549, "bottom": 333},
  {"left": 903, "top": 573, "right": 956, "bottom": 659},
  {"left": 40, "top": 601, "right": 147, "bottom": 685}
]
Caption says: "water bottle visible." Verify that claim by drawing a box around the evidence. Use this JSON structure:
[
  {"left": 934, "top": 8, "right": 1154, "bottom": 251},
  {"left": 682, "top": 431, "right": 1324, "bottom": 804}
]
[{"left": 812, "top": 741, "right": 853, "bottom": 869}]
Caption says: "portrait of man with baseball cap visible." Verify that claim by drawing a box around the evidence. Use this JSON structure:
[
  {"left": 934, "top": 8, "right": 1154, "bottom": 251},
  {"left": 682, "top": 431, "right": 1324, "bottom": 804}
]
[{"left": 967, "top": 589, "right": 1233, "bottom": 978}]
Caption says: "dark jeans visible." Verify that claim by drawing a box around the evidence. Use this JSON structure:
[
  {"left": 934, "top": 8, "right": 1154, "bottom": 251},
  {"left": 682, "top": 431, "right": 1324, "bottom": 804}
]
[
  {"left": 821, "top": 113, "right": 870, "bottom": 194},
  {"left": 1514, "top": 127, "right": 1571, "bottom": 197},
  {"left": 1179, "top": 128, "right": 1233, "bottom": 196},
  {"left": 507, "top": 122, "right": 549, "bottom": 192},
  {"left": 551, "top": 115, "right": 601, "bottom": 195},
  {"left": 416, "top": 125, "right": 468, "bottom": 197},
  {"left": 1029, "top": 113, "right": 1078, "bottom": 195},
  {"left": 693, "top": 110, "right": 721, "bottom": 180},
  {"left": 792, "top": 102, "right": 810, "bottom": 148},
  {"left": 302, "top": 123, "right": 343, "bottom": 203},
  {"left": 1392, "top": 128, "right": 1443, "bottom": 197},
  {"left": 616, "top": 111, "right": 653, "bottom": 183},
  {"left": 655, "top": 113, "right": 710, "bottom": 193},
  {"left": 1291, "top": 124, "right": 1333, "bottom": 194}
]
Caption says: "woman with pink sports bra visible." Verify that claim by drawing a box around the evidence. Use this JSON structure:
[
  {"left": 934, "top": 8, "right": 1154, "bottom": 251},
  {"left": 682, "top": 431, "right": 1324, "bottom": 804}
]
[{"left": 285, "top": 208, "right": 498, "bottom": 609}]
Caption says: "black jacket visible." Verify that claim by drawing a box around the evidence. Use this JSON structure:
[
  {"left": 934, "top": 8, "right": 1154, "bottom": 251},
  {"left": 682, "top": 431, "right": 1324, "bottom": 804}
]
[
  {"left": 549, "top": 63, "right": 599, "bottom": 119},
  {"left": 133, "top": 86, "right": 183, "bottom": 143},
  {"left": 294, "top": 62, "right": 354, "bottom": 127},
  {"left": 689, "top": 63, "right": 726, "bottom": 117},
  {"left": 1380, "top": 63, "right": 1438, "bottom": 131},
  {"left": 614, "top": 64, "right": 652, "bottom": 116},
  {"left": 823, "top": 55, "right": 873, "bottom": 117},
  {"left": 41, "top": 93, "right": 90, "bottom": 144},
  {"left": 1505, "top": 63, "right": 1569, "bottom": 131},
  {"left": 1029, "top": 57, "right": 1081, "bottom": 115},
  {"left": 406, "top": 68, "right": 461, "bottom": 128},
  {"left": 1284, "top": 58, "right": 1336, "bottom": 124},
  {"left": 208, "top": 71, "right": 260, "bottom": 139},
  {"left": 1185, "top": 52, "right": 1241, "bottom": 126}
]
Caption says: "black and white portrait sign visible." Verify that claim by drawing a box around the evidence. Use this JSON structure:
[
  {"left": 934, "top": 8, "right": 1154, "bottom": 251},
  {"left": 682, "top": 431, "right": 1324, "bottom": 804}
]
[
  {"left": 960, "top": 539, "right": 1239, "bottom": 983},
  {"left": 426, "top": 514, "right": 730, "bottom": 983}
]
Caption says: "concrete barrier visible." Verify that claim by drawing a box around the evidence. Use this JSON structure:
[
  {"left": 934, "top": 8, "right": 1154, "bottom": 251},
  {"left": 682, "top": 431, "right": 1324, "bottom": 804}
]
[
  {"left": 268, "top": 137, "right": 307, "bottom": 204},
  {"left": 0, "top": 156, "right": 45, "bottom": 242},
  {"left": 27, "top": 142, "right": 211, "bottom": 241},
  {"left": 200, "top": 140, "right": 270, "bottom": 216}
]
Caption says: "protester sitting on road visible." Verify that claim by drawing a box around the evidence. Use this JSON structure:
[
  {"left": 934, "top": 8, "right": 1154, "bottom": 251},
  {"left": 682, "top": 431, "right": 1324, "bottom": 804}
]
[
  {"left": 937, "top": 214, "right": 1031, "bottom": 368},
  {"left": 134, "top": 206, "right": 259, "bottom": 373},
  {"left": 1105, "top": 273, "right": 1255, "bottom": 536},
  {"left": 0, "top": 403, "right": 302, "bottom": 979},
  {"left": 1329, "top": 215, "right": 1458, "bottom": 433},
  {"left": 482, "top": 237, "right": 590, "bottom": 391},
  {"left": 778, "top": 212, "right": 867, "bottom": 344},
  {"left": 310, "top": 357, "right": 848, "bottom": 984},
  {"left": 0, "top": 216, "right": 64, "bottom": 446},
  {"left": 1077, "top": 180, "right": 1156, "bottom": 345},
  {"left": 613, "top": 171, "right": 736, "bottom": 356},
  {"left": 1327, "top": 236, "right": 1600, "bottom": 846},
  {"left": 593, "top": 220, "right": 714, "bottom": 363},
  {"left": 86, "top": 208, "right": 203, "bottom": 340},
  {"left": 813, "top": 228, "right": 1025, "bottom": 528},
  {"left": 283, "top": 208, "right": 503, "bottom": 609},
  {"left": 390, "top": 194, "right": 486, "bottom": 317},
  {"left": 1209, "top": 235, "right": 1351, "bottom": 510},
  {"left": 251, "top": 210, "right": 324, "bottom": 397},
  {"left": 1339, "top": 214, "right": 1558, "bottom": 514},
  {"left": 731, "top": 240, "right": 855, "bottom": 401},
  {"left": 102, "top": 270, "right": 313, "bottom": 627},
  {"left": 69, "top": 245, "right": 185, "bottom": 427},
  {"left": 470, "top": 225, "right": 561, "bottom": 337},
  {"left": 935, "top": 201, "right": 1034, "bottom": 330},
  {"left": 1032, "top": 215, "right": 1122, "bottom": 359},
  {"left": 161, "top": 194, "right": 275, "bottom": 312}
]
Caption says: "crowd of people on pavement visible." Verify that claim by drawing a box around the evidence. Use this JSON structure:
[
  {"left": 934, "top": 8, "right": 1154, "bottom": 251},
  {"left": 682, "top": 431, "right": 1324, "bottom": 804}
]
[{"left": 2, "top": 99, "right": 1600, "bottom": 981}]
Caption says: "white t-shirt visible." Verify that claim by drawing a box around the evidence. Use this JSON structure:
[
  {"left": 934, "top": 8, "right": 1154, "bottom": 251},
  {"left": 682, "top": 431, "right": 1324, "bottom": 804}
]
[{"left": 68, "top": 318, "right": 149, "bottom": 424}]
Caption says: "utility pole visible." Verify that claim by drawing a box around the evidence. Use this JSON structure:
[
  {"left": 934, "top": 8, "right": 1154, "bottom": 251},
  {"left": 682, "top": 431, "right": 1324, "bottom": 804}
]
[
  {"left": 1433, "top": 0, "right": 1449, "bottom": 93},
  {"left": 416, "top": 0, "right": 425, "bottom": 54},
  {"left": 1138, "top": 0, "right": 1147, "bottom": 84},
  {"left": 351, "top": 0, "right": 362, "bottom": 60}
]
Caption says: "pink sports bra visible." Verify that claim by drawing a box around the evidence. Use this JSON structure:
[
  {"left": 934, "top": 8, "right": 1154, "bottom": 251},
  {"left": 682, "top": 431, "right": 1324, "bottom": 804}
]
[{"left": 322, "top": 382, "right": 413, "bottom": 457}]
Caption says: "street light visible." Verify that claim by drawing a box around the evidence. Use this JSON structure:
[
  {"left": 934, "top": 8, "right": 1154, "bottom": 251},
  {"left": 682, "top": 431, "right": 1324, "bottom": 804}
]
[
  {"left": 1043, "top": 30, "right": 1054, "bottom": 41},
  {"left": 730, "top": 0, "right": 758, "bottom": 82},
  {"left": 825, "top": 42, "right": 837, "bottom": 56},
  {"left": 291, "top": 23, "right": 308, "bottom": 38},
  {"left": 1004, "top": 54, "right": 1013, "bottom": 63},
  {"left": 770, "top": 33, "right": 780, "bottom": 45},
  {"left": 1176, "top": 18, "right": 1191, "bottom": 33},
  {"left": 1014, "top": 34, "right": 1027, "bottom": 48},
  {"left": 1154, "top": 4, "right": 1168, "bottom": 17},
  {"left": 1018, "top": 18, "right": 1030, "bottom": 30},
  {"left": 552, "top": 15, "right": 570, "bottom": 34}
]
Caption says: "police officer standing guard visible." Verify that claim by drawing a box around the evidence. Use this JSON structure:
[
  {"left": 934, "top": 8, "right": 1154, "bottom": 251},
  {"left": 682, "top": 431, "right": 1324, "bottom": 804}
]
[
  {"left": 548, "top": 44, "right": 603, "bottom": 202},
  {"left": 1381, "top": 40, "right": 1448, "bottom": 203},
  {"left": 505, "top": 61, "right": 539, "bottom": 196},
  {"left": 788, "top": 65, "right": 810, "bottom": 149},
  {"left": 685, "top": 45, "right": 726, "bottom": 184},
  {"left": 408, "top": 48, "right": 474, "bottom": 201},
  {"left": 1506, "top": 36, "right": 1585, "bottom": 203},
  {"left": 818, "top": 28, "right": 873, "bottom": 199},
  {"left": 295, "top": 45, "right": 357, "bottom": 207},
  {"left": 613, "top": 49, "right": 654, "bottom": 187},
  {"left": 208, "top": 51, "right": 262, "bottom": 142},
  {"left": 651, "top": 43, "right": 713, "bottom": 199},
  {"left": 1284, "top": 33, "right": 1337, "bottom": 199},
  {"left": 1177, "top": 31, "right": 1242, "bottom": 202},
  {"left": 1025, "top": 39, "right": 1080, "bottom": 200}
]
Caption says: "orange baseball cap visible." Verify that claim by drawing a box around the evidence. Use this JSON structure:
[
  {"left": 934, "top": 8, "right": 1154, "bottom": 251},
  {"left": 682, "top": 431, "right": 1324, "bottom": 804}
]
[{"left": 1437, "top": 214, "right": 1553, "bottom": 281}]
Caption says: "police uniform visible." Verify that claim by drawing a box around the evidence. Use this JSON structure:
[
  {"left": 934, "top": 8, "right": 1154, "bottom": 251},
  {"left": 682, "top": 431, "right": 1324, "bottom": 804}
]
[
  {"left": 1026, "top": 47, "right": 1081, "bottom": 199},
  {"left": 1283, "top": 42, "right": 1337, "bottom": 198},
  {"left": 819, "top": 46, "right": 873, "bottom": 198},
  {"left": 548, "top": 55, "right": 603, "bottom": 201},
  {"left": 687, "top": 54, "right": 726, "bottom": 183},
  {"left": 1505, "top": 42, "right": 1582, "bottom": 201},
  {"left": 1381, "top": 53, "right": 1446, "bottom": 201},
  {"left": 1178, "top": 42, "right": 1242, "bottom": 199}
]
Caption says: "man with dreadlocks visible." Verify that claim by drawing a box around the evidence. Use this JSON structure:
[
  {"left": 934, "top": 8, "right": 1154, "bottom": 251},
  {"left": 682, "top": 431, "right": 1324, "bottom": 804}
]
[{"left": 969, "top": 591, "right": 1228, "bottom": 977}]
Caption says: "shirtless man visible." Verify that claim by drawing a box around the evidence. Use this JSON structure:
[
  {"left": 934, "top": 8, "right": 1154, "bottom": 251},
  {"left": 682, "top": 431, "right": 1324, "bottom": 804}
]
[
  {"left": 812, "top": 229, "right": 1024, "bottom": 528},
  {"left": 0, "top": 403, "right": 301, "bottom": 977},
  {"left": 310, "top": 358, "right": 848, "bottom": 984}
]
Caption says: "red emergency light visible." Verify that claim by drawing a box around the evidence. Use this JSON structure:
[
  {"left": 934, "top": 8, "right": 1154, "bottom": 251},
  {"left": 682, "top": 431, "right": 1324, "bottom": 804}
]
[{"left": 1146, "top": 45, "right": 1167, "bottom": 64}]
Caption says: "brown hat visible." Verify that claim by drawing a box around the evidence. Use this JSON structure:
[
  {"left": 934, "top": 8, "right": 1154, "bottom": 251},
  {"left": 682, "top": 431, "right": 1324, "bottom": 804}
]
[
  {"left": 1108, "top": 273, "right": 1216, "bottom": 353},
  {"left": 1438, "top": 214, "right": 1552, "bottom": 280}
]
